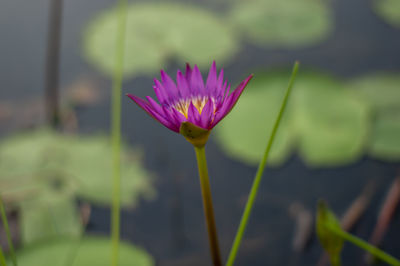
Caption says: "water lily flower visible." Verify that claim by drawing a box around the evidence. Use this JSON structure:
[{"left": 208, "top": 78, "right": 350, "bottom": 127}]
[
  {"left": 127, "top": 61, "right": 252, "bottom": 146},
  {"left": 127, "top": 62, "right": 252, "bottom": 265}
]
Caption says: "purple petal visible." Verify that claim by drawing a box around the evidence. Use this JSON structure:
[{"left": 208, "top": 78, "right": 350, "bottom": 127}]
[
  {"left": 221, "top": 82, "right": 230, "bottom": 103},
  {"left": 127, "top": 94, "right": 154, "bottom": 118},
  {"left": 161, "top": 70, "right": 179, "bottom": 99},
  {"left": 171, "top": 107, "right": 187, "bottom": 124},
  {"left": 161, "top": 106, "right": 180, "bottom": 132},
  {"left": 153, "top": 79, "right": 168, "bottom": 105},
  {"left": 147, "top": 107, "right": 179, "bottom": 132},
  {"left": 228, "top": 74, "right": 253, "bottom": 108},
  {"left": 176, "top": 70, "right": 190, "bottom": 99},
  {"left": 127, "top": 94, "right": 178, "bottom": 133},
  {"left": 211, "top": 74, "right": 253, "bottom": 127},
  {"left": 217, "top": 69, "right": 224, "bottom": 88},
  {"left": 214, "top": 68, "right": 224, "bottom": 98},
  {"left": 190, "top": 64, "right": 204, "bottom": 94},
  {"left": 185, "top": 63, "right": 192, "bottom": 82},
  {"left": 146, "top": 96, "right": 165, "bottom": 116},
  {"left": 187, "top": 101, "right": 201, "bottom": 127},
  {"left": 205, "top": 61, "right": 217, "bottom": 92},
  {"left": 200, "top": 98, "right": 214, "bottom": 129}
]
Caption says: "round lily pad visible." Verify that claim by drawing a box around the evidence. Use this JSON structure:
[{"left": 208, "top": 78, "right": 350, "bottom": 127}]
[
  {"left": 229, "top": 0, "right": 333, "bottom": 48},
  {"left": 83, "top": 3, "right": 238, "bottom": 78},
  {"left": 372, "top": 0, "right": 400, "bottom": 28},
  {"left": 215, "top": 70, "right": 370, "bottom": 167},
  {"left": 11, "top": 236, "right": 154, "bottom": 266},
  {"left": 349, "top": 73, "right": 400, "bottom": 160}
]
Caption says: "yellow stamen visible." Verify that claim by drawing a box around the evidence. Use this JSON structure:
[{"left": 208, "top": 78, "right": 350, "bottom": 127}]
[{"left": 173, "top": 96, "right": 209, "bottom": 118}]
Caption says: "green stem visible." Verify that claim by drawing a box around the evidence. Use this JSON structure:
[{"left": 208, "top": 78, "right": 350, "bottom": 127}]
[
  {"left": 111, "top": 0, "right": 127, "bottom": 266},
  {"left": 0, "top": 197, "right": 17, "bottom": 266},
  {"left": 330, "top": 254, "right": 341, "bottom": 266},
  {"left": 0, "top": 246, "right": 7, "bottom": 266},
  {"left": 194, "top": 146, "right": 222, "bottom": 266},
  {"left": 328, "top": 226, "right": 400, "bottom": 266},
  {"left": 226, "top": 62, "right": 299, "bottom": 266}
]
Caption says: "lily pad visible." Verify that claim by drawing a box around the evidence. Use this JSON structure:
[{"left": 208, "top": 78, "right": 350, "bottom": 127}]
[
  {"left": 10, "top": 236, "right": 154, "bottom": 266},
  {"left": 84, "top": 2, "right": 238, "bottom": 78},
  {"left": 372, "top": 0, "right": 400, "bottom": 28},
  {"left": 369, "top": 112, "right": 400, "bottom": 160},
  {"left": 215, "top": 74, "right": 295, "bottom": 166},
  {"left": 0, "top": 129, "right": 156, "bottom": 207},
  {"left": 294, "top": 74, "right": 370, "bottom": 166},
  {"left": 349, "top": 73, "right": 400, "bottom": 160},
  {"left": 229, "top": 0, "right": 333, "bottom": 48},
  {"left": 0, "top": 130, "right": 156, "bottom": 244},
  {"left": 215, "top": 70, "right": 370, "bottom": 167},
  {"left": 20, "top": 194, "right": 81, "bottom": 244},
  {"left": 349, "top": 73, "right": 400, "bottom": 110}
]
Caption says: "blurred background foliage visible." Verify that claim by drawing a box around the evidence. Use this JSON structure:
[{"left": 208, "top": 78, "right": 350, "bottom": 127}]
[
  {"left": 9, "top": 237, "right": 154, "bottom": 266},
  {"left": 84, "top": 2, "right": 239, "bottom": 77},
  {"left": 0, "top": 129, "right": 155, "bottom": 245},
  {"left": 372, "top": 0, "right": 400, "bottom": 28}
]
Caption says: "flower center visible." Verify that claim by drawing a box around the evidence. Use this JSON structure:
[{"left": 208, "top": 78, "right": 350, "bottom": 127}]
[{"left": 173, "top": 96, "right": 209, "bottom": 118}]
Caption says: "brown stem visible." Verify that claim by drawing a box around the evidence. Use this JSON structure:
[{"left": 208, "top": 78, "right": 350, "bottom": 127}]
[{"left": 44, "top": 0, "right": 63, "bottom": 127}]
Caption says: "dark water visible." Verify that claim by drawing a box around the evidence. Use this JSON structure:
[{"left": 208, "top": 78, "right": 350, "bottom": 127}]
[{"left": 1, "top": 0, "right": 400, "bottom": 265}]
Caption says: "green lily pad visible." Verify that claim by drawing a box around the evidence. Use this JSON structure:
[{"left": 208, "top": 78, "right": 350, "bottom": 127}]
[
  {"left": 0, "top": 129, "right": 156, "bottom": 244},
  {"left": 215, "top": 71, "right": 370, "bottom": 167},
  {"left": 229, "top": 0, "right": 333, "bottom": 48},
  {"left": 294, "top": 74, "right": 370, "bottom": 166},
  {"left": 215, "top": 74, "right": 295, "bottom": 166},
  {"left": 372, "top": 0, "right": 400, "bottom": 28},
  {"left": 349, "top": 73, "right": 400, "bottom": 160},
  {"left": 349, "top": 73, "right": 400, "bottom": 110},
  {"left": 0, "top": 129, "right": 156, "bottom": 207},
  {"left": 369, "top": 112, "right": 400, "bottom": 160},
  {"left": 20, "top": 194, "right": 81, "bottom": 244},
  {"left": 60, "top": 135, "right": 156, "bottom": 207},
  {"left": 10, "top": 236, "right": 154, "bottom": 266},
  {"left": 84, "top": 2, "right": 238, "bottom": 78}
]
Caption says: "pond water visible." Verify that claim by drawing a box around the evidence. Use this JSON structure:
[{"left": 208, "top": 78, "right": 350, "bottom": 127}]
[{"left": 1, "top": 0, "right": 400, "bottom": 265}]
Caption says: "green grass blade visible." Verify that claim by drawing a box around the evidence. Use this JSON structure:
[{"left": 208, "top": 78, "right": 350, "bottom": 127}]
[
  {"left": 226, "top": 62, "right": 299, "bottom": 266},
  {"left": 0, "top": 197, "right": 17, "bottom": 266},
  {"left": 110, "top": 0, "right": 128, "bottom": 266},
  {"left": 327, "top": 225, "right": 400, "bottom": 266}
]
